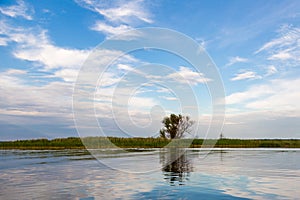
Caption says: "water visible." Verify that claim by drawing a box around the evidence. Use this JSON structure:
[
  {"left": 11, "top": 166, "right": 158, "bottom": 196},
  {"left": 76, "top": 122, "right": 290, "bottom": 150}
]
[{"left": 0, "top": 148, "right": 299, "bottom": 199}]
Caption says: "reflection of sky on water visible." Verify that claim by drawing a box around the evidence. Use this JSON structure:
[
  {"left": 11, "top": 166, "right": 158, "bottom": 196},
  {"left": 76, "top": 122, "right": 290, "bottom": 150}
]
[{"left": 0, "top": 149, "right": 299, "bottom": 199}]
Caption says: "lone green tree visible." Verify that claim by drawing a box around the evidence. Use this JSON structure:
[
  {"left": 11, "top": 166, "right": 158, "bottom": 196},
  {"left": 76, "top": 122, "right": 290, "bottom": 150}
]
[{"left": 160, "top": 114, "right": 194, "bottom": 139}]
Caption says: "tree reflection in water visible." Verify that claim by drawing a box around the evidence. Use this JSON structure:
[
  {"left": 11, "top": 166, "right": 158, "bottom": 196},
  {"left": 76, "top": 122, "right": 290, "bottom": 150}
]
[{"left": 159, "top": 148, "right": 193, "bottom": 186}]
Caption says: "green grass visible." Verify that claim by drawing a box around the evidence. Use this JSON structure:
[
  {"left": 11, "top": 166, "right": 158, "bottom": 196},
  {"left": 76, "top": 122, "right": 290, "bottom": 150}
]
[
  {"left": 0, "top": 137, "right": 84, "bottom": 150},
  {"left": 0, "top": 137, "right": 299, "bottom": 149}
]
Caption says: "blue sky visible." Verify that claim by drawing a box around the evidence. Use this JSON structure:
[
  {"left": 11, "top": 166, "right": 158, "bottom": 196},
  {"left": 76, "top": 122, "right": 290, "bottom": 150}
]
[{"left": 0, "top": 0, "right": 300, "bottom": 140}]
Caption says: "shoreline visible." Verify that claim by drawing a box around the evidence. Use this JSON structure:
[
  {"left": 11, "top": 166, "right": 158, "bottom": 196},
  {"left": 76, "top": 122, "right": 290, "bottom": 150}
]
[{"left": 1, "top": 137, "right": 299, "bottom": 149}]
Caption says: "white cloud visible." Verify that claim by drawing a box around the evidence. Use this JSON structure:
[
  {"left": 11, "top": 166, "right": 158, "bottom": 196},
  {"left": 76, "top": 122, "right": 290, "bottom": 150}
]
[
  {"left": 245, "top": 79, "right": 300, "bottom": 111},
  {"left": 225, "top": 56, "right": 248, "bottom": 67},
  {"left": 161, "top": 96, "right": 178, "bottom": 101},
  {"left": 12, "top": 30, "right": 90, "bottom": 70},
  {"left": 0, "top": 20, "right": 144, "bottom": 123},
  {"left": 76, "top": 0, "right": 152, "bottom": 24},
  {"left": 0, "top": 0, "right": 34, "bottom": 20},
  {"left": 128, "top": 96, "right": 157, "bottom": 108},
  {"left": 0, "top": 21, "right": 90, "bottom": 70},
  {"left": 14, "top": 44, "right": 89, "bottom": 70},
  {"left": 167, "top": 66, "right": 212, "bottom": 85},
  {"left": 230, "top": 71, "right": 262, "bottom": 81},
  {"left": 227, "top": 78, "right": 300, "bottom": 113},
  {"left": 54, "top": 69, "right": 79, "bottom": 82},
  {"left": 91, "top": 21, "right": 134, "bottom": 36},
  {"left": 268, "top": 51, "right": 292, "bottom": 60},
  {"left": 117, "top": 64, "right": 135, "bottom": 71},
  {"left": 97, "top": 2, "right": 152, "bottom": 24}
]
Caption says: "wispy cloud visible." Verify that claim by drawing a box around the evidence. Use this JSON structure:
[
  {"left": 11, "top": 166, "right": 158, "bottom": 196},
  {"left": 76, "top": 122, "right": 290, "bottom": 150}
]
[
  {"left": 231, "top": 71, "right": 262, "bottom": 81},
  {"left": 255, "top": 25, "right": 300, "bottom": 65},
  {"left": 91, "top": 21, "right": 133, "bottom": 36},
  {"left": 255, "top": 25, "right": 300, "bottom": 53},
  {"left": 96, "top": 1, "right": 152, "bottom": 24},
  {"left": 225, "top": 56, "right": 248, "bottom": 67},
  {"left": 167, "top": 66, "right": 212, "bottom": 85},
  {"left": 76, "top": 0, "right": 152, "bottom": 24},
  {"left": 90, "top": 21, "right": 142, "bottom": 39},
  {"left": 76, "top": 0, "right": 152, "bottom": 37},
  {"left": 0, "top": 0, "right": 34, "bottom": 20}
]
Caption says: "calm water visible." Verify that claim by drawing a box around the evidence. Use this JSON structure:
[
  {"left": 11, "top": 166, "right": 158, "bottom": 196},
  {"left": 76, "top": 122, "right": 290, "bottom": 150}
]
[{"left": 0, "top": 148, "right": 299, "bottom": 200}]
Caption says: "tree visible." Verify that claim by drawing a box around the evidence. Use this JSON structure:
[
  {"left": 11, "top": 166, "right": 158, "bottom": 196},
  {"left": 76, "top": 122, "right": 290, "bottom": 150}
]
[{"left": 160, "top": 114, "right": 194, "bottom": 139}]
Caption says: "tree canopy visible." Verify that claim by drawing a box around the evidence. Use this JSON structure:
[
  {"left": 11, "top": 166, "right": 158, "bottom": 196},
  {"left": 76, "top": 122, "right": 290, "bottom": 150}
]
[{"left": 160, "top": 114, "right": 194, "bottom": 139}]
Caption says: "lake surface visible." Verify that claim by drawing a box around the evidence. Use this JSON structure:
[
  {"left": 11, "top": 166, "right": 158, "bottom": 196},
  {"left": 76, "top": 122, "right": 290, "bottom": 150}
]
[{"left": 0, "top": 148, "right": 299, "bottom": 199}]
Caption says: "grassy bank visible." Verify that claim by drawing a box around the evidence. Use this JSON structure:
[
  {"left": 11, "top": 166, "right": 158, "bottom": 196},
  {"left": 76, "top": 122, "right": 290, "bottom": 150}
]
[{"left": 0, "top": 137, "right": 299, "bottom": 149}]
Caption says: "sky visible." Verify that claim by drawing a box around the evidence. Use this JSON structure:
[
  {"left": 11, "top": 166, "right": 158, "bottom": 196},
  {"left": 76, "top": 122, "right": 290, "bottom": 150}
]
[{"left": 0, "top": 0, "right": 300, "bottom": 140}]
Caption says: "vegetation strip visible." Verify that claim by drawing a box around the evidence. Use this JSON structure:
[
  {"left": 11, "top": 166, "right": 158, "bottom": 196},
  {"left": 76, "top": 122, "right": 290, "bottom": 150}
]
[{"left": 0, "top": 137, "right": 299, "bottom": 149}]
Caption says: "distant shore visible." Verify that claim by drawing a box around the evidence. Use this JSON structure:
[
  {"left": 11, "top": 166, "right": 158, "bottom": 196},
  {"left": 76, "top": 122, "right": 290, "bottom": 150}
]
[{"left": 0, "top": 137, "right": 299, "bottom": 150}]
